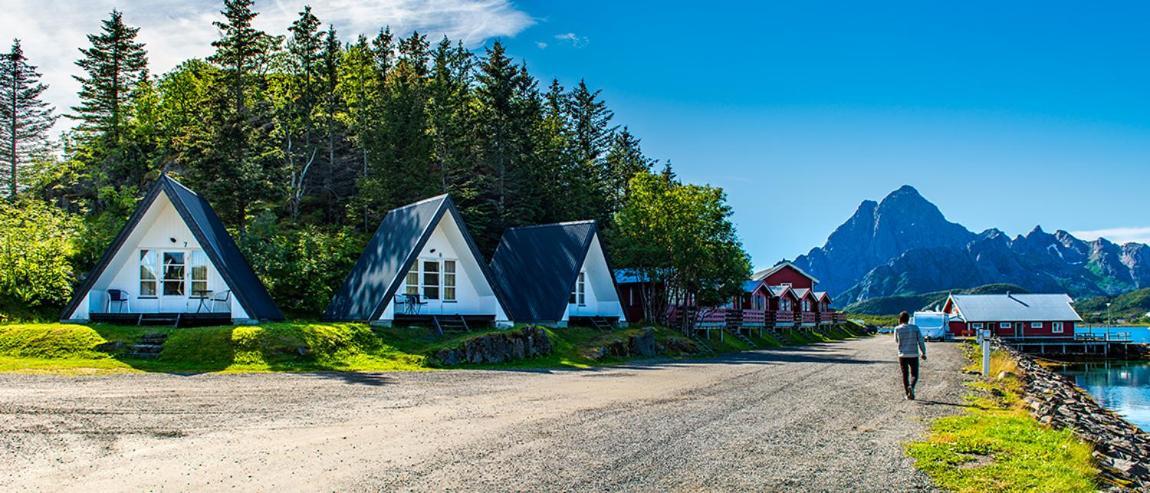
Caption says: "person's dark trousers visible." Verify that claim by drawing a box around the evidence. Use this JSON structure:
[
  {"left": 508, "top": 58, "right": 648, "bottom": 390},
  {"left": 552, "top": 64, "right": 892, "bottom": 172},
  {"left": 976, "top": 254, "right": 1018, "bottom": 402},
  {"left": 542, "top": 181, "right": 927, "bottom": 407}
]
[{"left": 899, "top": 357, "right": 920, "bottom": 396}]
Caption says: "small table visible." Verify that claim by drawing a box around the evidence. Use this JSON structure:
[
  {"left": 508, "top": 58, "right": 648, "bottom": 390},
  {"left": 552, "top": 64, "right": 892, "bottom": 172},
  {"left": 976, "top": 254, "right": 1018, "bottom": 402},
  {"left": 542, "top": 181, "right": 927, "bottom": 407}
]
[{"left": 190, "top": 290, "right": 213, "bottom": 313}]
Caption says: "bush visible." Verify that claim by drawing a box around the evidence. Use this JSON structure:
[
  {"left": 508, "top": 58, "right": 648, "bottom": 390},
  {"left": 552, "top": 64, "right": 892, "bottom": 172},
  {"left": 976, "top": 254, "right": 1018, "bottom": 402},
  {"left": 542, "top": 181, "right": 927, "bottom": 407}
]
[
  {"left": 0, "top": 200, "right": 81, "bottom": 312},
  {"left": 239, "top": 215, "right": 366, "bottom": 317}
]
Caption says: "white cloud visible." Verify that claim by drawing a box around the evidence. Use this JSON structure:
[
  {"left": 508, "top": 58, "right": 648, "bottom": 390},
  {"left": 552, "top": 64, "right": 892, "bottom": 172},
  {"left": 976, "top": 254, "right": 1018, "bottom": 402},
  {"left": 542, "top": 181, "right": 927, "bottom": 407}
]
[
  {"left": 1, "top": 0, "right": 535, "bottom": 135},
  {"left": 1070, "top": 226, "right": 1150, "bottom": 245},
  {"left": 535, "top": 41, "right": 548, "bottom": 49},
  {"left": 553, "top": 32, "right": 588, "bottom": 47}
]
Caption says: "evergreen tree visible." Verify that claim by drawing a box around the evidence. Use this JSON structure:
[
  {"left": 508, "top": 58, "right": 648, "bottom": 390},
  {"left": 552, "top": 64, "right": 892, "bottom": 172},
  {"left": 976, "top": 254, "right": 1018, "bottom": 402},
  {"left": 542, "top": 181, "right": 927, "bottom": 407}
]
[
  {"left": 279, "top": 6, "right": 323, "bottom": 220},
  {"left": 0, "top": 40, "right": 56, "bottom": 201},
  {"left": 70, "top": 10, "right": 148, "bottom": 148},
  {"left": 198, "top": 0, "right": 281, "bottom": 229},
  {"left": 603, "top": 126, "right": 653, "bottom": 216},
  {"left": 428, "top": 38, "right": 475, "bottom": 194},
  {"left": 337, "top": 35, "right": 384, "bottom": 231},
  {"left": 317, "top": 25, "right": 353, "bottom": 224},
  {"left": 563, "top": 79, "right": 617, "bottom": 223},
  {"left": 378, "top": 31, "right": 434, "bottom": 207},
  {"left": 469, "top": 41, "right": 520, "bottom": 250}
]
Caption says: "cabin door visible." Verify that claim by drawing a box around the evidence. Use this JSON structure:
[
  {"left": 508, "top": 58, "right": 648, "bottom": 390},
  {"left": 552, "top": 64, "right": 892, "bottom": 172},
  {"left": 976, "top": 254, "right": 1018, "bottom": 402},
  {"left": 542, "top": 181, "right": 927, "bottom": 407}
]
[{"left": 1013, "top": 322, "right": 1024, "bottom": 338}]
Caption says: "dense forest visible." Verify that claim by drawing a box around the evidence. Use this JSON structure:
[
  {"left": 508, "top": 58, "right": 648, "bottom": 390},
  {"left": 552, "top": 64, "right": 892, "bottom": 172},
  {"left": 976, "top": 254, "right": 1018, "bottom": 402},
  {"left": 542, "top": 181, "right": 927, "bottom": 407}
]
[{"left": 0, "top": 0, "right": 750, "bottom": 321}]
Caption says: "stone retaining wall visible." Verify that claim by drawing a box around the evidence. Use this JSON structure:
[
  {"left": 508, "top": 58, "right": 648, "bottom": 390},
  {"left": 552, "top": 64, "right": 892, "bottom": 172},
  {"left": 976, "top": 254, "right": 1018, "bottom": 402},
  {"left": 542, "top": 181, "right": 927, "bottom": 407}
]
[
  {"left": 432, "top": 326, "right": 552, "bottom": 366},
  {"left": 992, "top": 340, "right": 1150, "bottom": 490}
]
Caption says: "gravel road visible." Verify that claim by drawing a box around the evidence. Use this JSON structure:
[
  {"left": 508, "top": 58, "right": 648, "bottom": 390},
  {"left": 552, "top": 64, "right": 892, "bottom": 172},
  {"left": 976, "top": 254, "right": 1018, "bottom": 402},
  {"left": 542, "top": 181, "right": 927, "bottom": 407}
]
[{"left": 0, "top": 335, "right": 966, "bottom": 492}]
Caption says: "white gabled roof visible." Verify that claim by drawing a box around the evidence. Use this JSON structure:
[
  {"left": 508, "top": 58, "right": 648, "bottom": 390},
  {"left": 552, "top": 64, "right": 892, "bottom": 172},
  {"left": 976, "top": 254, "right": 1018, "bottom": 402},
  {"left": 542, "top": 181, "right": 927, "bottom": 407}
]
[
  {"left": 752, "top": 261, "right": 820, "bottom": 284},
  {"left": 948, "top": 294, "right": 1082, "bottom": 323}
]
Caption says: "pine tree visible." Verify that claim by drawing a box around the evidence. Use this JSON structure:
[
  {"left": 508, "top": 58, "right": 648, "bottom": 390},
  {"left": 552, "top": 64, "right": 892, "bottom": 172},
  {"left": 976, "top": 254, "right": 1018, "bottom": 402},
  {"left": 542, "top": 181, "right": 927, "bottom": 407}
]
[
  {"left": 199, "top": 0, "right": 281, "bottom": 229},
  {"left": 317, "top": 25, "right": 353, "bottom": 224},
  {"left": 338, "top": 35, "right": 384, "bottom": 231},
  {"left": 469, "top": 41, "right": 520, "bottom": 250},
  {"left": 566, "top": 79, "right": 617, "bottom": 223},
  {"left": 280, "top": 6, "right": 323, "bottom": 220},
  {"left": 70, "top": 10, "right": 148, "bottom": 148},
  {"left": 428, "top": 38, "right": 475, "bottom": 194},
  {"left": 604, "top": 126, "right": 653, "bottom": 216},
  {"left": 0, "top": 39, "right": 56, "bottom": 200}
]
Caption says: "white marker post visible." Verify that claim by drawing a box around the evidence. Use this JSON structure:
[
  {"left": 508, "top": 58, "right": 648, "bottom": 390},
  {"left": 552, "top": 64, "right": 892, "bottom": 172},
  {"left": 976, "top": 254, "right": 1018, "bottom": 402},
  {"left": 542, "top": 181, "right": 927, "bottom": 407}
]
[{"left": 980, "top": 329, "right": 991, "bottom": 378}]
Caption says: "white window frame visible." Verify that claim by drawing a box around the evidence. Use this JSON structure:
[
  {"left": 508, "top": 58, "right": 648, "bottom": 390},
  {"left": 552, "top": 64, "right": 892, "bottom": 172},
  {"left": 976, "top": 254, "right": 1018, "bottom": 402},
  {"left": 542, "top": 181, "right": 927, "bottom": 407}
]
[
  {"left": 161, "top": 251, "right": 187, "bottom": 297},
  {"left": 999, "top": 322, "right": 1011, "bottom": 329},
  {"left": 139, "top": 249, "right": 158, "bottom": 298},
  {"left": 404, "top": 258, "right": 457, "bottom": 302},
  {"left": 971, "top": 322, "right": 984, "bottom": 330},
  {"left": 569, "top": 271, "right": 586, "bottom": 306},
  {"left": 190, "top": 250, "right": 209, "bottom": 298},
  {"left": 1052, "top": 322, "right": 1064, "bottom": 334},
  {"left": 443, "top": 260, "right": 457, "bottom": 302},
  {"left": 1030, "top": 322, "right": 1043, "bottom": 329}
]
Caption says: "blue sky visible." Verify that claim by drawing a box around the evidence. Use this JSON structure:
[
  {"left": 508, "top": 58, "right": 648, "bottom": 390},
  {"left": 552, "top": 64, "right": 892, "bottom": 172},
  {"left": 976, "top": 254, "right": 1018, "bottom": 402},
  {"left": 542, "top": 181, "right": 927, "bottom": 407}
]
[{"left": 9, "top": 1, "right": 1150, "bottom": 269}]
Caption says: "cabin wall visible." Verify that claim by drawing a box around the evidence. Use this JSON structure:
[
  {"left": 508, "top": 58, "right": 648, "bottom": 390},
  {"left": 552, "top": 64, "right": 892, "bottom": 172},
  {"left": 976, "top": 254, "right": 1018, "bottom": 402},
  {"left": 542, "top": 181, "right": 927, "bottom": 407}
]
[{"left": 565, "top": 234, "right": 626, "bottom": 323}]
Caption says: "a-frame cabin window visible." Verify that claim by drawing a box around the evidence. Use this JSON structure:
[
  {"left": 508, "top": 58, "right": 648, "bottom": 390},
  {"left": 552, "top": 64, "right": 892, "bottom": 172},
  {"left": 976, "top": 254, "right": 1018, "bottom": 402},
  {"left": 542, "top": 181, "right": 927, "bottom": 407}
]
[
  {"left": 162, "top": 252, "right": 186, "bottom": 296},
  {"left": 570, "top": 271, "right": 586, "bottom": 305},
  {"left": 139, "top": 250, "right": 158, "bottom": 297},
  {"left": 404, "top": 259, "right": 458, "bottom": 302},
  {"left": 191, "top": 251, "right": 209, "bottom": 296},
  {"left": 443, "top": 260, "right": 456, "bottom": 301}
]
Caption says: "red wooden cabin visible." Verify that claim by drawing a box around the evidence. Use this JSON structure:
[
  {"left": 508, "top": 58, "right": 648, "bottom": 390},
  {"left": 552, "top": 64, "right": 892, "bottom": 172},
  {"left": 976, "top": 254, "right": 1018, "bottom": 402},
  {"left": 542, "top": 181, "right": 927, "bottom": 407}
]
[{"left": 942, "top": 293, "right": 1081, "bottom": 339}]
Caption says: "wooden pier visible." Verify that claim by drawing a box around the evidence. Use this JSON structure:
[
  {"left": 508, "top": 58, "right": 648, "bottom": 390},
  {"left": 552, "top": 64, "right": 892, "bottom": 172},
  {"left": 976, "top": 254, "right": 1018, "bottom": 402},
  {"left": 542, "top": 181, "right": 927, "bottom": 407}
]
[{"left": 999, "top": 331, "right": 1147, "bottom": 359}]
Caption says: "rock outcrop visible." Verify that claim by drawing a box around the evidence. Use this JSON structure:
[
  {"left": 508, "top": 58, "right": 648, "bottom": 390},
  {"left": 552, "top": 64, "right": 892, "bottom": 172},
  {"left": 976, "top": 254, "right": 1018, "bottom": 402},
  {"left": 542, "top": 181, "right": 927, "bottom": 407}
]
[
  {"left": 994, "top": 341, "right": 1150, "bottom": 489},
  {"left": 431, "top": 326, "right": 552, "bottom": 366}
]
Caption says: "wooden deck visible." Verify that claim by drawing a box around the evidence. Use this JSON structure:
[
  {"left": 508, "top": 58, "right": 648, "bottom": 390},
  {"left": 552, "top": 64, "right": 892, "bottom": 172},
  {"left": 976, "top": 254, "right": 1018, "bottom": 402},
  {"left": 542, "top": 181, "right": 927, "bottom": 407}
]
[{"left": 89, "top": 312, "right": 232, "bottom": 328}]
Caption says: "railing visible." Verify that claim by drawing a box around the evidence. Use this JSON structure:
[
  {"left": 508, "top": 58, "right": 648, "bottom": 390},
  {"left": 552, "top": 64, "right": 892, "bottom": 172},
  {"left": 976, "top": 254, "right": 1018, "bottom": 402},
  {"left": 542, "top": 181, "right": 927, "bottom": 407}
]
[
  {"left": 742, "top": 309, "right": 766, "bottom": 327},
  {"left": 1075, "top": 331, "right": 1133, "bottom": 343},
  {"left": 775, "top": 310, "right": 795, "bottom": 324},
  {"left": 801, "top": 312, "right": 816, "bottom": 325}
]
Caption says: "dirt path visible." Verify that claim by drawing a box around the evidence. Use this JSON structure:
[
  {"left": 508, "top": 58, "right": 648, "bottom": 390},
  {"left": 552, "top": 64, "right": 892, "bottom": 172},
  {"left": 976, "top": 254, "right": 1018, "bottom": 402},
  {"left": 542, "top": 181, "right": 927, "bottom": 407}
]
[{"left": 0, "top": 335, "right": 966, "bottom": 492}]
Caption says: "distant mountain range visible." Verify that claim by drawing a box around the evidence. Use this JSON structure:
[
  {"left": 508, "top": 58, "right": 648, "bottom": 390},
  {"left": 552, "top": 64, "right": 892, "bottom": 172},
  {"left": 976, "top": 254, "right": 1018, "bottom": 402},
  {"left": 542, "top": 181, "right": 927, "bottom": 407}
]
[{"left": 792, "top": 185, "right": 1150, "bottom": 308}]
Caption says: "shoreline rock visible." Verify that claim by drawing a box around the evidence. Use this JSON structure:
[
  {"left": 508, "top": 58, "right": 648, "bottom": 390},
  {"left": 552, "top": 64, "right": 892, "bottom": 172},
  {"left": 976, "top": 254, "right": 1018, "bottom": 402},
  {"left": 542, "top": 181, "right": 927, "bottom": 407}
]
[{"left": 992, "top": 340, "right": 1150, "bottom": 490}]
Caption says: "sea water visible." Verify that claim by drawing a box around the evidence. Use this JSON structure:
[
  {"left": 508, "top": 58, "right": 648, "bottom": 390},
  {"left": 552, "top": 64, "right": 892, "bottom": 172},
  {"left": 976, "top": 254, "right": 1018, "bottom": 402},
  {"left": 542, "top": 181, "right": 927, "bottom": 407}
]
[{"left": 1055, "top": 326, "right": 1150, "bottom": 431}]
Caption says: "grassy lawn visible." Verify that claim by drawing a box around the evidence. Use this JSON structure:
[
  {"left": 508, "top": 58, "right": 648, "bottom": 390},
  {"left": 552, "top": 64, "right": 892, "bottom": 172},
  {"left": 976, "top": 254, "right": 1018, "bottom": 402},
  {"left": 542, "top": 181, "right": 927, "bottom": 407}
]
[
  {"left": 906, "top": 346, "right": 1098, "bottom": 492},
  {"left": 0, "top": 322, "right": 866, "bottom": 375}
]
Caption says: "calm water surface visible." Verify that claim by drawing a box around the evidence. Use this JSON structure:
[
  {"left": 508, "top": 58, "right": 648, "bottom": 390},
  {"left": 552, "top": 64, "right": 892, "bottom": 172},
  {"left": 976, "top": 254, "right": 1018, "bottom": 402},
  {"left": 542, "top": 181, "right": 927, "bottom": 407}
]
[{"left": 1056, "top": 329, "right": 1150, "bottom": 431}]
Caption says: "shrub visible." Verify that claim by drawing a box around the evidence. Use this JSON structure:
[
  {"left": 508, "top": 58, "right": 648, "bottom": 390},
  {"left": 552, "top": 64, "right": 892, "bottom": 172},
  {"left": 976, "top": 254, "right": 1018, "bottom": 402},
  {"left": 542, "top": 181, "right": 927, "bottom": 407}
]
[
  {"left": 239, "top": 215, "right": 366, "bottom": 317},
  {"left": 0, "top": 200, "right": 81, "bottom": 311}
]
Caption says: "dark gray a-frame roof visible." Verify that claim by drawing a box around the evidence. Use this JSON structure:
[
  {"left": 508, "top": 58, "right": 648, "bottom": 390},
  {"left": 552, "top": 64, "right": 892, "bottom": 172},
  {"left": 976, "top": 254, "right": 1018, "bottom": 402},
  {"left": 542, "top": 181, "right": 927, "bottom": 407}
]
[
  {"left": 323, "top": 195, "right": 507, "bottom": 322},
  {"left": 489, "top": 220, "right": 620, "bottom": 323},
  {"left": 61, "top": 175, "right": 283, "bottom": 321}
]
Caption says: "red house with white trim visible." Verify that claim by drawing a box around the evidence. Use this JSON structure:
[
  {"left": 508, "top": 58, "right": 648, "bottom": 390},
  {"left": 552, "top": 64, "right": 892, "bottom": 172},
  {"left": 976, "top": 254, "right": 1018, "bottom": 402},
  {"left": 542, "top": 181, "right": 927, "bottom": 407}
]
[
  {"left": 943, "top": 293, "right": 1081, "bottom": 339},
  {"left": 736, "top": 261, "right": 841, "bottom": 328}
]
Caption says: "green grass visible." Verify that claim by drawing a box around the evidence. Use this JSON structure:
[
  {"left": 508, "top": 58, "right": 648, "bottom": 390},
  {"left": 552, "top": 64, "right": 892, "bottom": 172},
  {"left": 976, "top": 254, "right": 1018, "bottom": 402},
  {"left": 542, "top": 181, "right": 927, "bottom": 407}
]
[
  {"left": 0, "top": 322, "right": 870, "bottom": 375},
  {"left": 905, "top": 345, "right": 1098, "bottom": 492}
]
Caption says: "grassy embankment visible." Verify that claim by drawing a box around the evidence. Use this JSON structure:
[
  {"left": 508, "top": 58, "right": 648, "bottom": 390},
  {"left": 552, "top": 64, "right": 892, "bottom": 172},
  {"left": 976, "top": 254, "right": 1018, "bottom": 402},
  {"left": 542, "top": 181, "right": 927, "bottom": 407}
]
[
  {"left": 906, "top": 345, "right": 1098, "bottom": 492},
  {"left": 0, "top": 322, "right": 866, "bottom": 375}
]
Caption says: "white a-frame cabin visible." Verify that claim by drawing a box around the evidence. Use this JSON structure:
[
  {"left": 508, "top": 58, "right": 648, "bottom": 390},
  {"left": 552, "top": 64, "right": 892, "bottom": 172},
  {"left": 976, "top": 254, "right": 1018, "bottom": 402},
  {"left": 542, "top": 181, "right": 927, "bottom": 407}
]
[
  {"left": 324, "top": 195, "right": 512, "bottom": 329},
  {"left": 489, "top": 220, "right": 626, "bottom": 328},
  {"left": 60, "top": 175, "right": 283, "bottom": 326}
]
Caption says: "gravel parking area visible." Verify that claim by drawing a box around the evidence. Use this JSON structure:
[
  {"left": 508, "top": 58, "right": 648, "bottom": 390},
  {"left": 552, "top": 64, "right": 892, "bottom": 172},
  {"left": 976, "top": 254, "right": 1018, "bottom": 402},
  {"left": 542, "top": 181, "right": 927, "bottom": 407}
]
[{"left": 0, "top": 335, "right": 965, "bottom": 492}]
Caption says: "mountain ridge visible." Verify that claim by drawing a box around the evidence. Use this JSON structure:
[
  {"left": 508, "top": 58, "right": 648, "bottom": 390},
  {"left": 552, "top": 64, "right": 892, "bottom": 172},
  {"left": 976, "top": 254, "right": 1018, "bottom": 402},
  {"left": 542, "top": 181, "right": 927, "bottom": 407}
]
[{"left": 792, "top": 186, "right": 1150, "bottom": 306}]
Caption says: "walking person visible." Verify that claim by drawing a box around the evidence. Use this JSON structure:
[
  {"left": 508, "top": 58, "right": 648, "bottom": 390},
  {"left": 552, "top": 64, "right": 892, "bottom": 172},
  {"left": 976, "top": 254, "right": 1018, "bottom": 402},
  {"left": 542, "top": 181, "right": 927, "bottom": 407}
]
[{"left": 894, "top": 311, "right": 927, "bottom": 400}]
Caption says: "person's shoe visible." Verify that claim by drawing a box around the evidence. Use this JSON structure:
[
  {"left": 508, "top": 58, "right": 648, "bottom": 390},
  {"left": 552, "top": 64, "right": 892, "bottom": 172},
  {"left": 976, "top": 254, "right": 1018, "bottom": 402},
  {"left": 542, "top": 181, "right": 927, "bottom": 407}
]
[
  {"left": 904, "top": 390, "right": 911, "bottom": 400},
  {"left": 909, "top": 388, "right": 916, "bottom": 400}
]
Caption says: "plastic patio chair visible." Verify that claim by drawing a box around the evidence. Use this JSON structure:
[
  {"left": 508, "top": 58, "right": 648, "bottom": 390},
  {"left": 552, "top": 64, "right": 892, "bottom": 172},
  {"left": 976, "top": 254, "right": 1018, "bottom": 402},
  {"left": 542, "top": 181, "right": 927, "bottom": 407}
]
[{"left": 106, "top": 289, "right": 130, "bottom": 313}]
